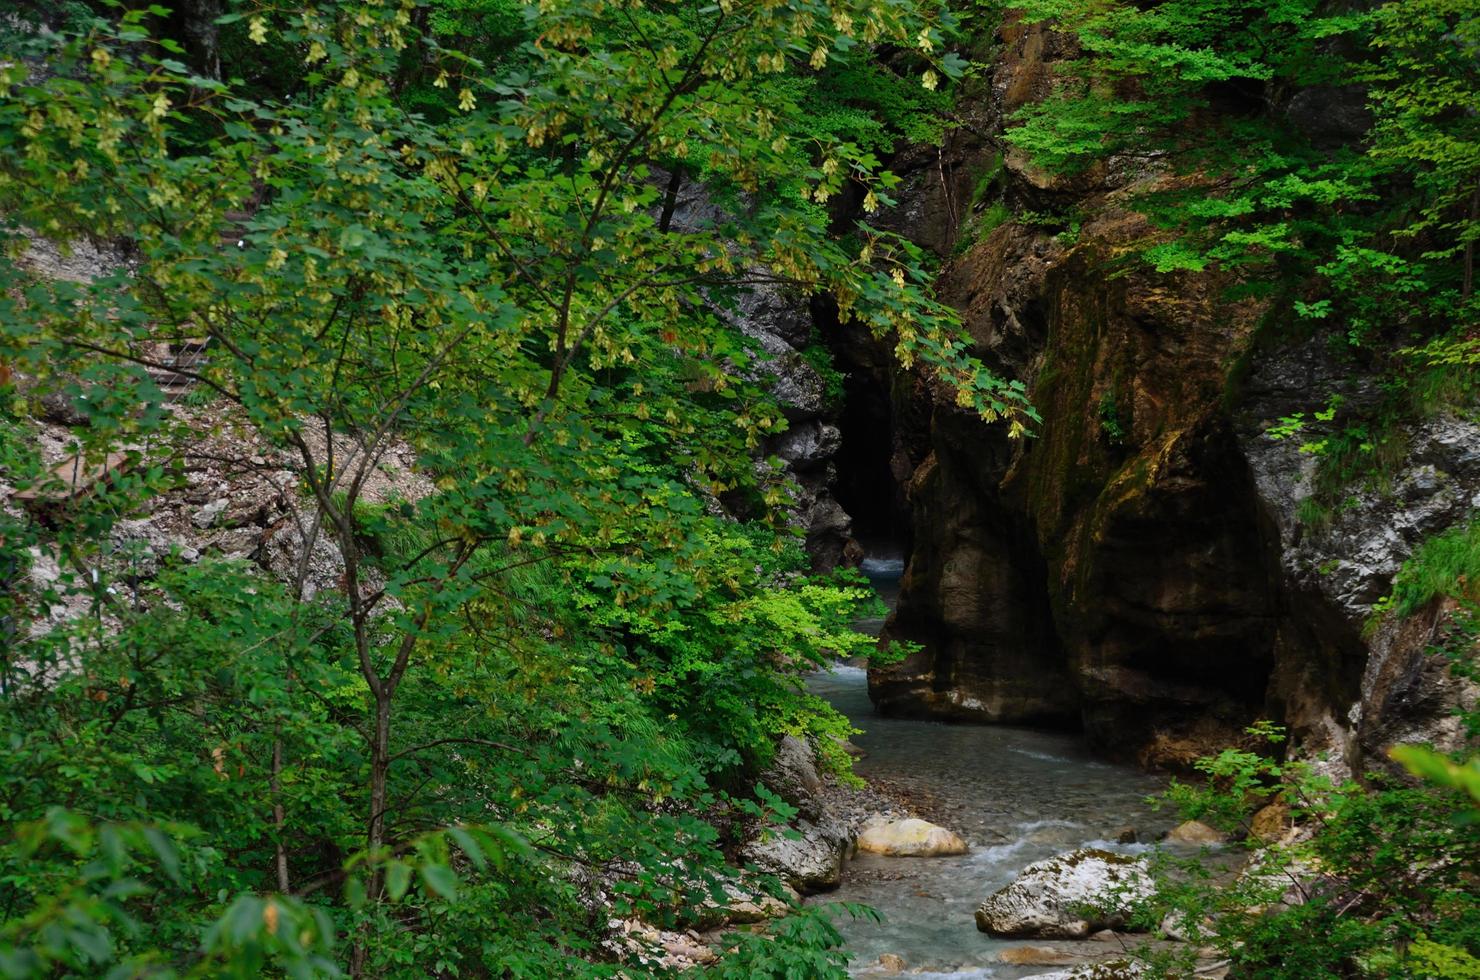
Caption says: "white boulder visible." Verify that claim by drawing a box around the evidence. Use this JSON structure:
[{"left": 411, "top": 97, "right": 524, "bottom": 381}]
[{"left": 975, "top": 848, "right": 1156, "bottom": 939}]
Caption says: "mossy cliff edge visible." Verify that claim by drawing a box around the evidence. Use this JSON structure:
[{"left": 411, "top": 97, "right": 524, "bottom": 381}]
[{"left": 858, "top": 15, "right": 1480, "bottom": 773}]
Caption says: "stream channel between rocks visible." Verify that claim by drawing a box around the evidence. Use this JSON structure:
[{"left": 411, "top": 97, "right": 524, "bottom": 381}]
[{"left": 805, "top": 554, "right": 1174, "bottom": 979}]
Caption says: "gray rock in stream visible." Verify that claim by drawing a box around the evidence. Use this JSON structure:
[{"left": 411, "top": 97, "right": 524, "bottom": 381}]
[
  {"left": 1020, "top": 963, "right": 1147, "bottom": 980},
  {"left": 976, "top": 848, "right": 1155, "bottom": 939}
]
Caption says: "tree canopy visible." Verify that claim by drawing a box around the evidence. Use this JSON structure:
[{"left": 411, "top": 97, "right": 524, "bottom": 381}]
[{"left": 0, "top": 0, "right": 1024, "bottom": 973}]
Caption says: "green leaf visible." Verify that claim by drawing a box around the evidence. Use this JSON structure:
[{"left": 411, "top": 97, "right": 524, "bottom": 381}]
[
  {"left": 445, "top": 827, "right": 485, "bottom": 870},
  {"left": 385, "top": 861, "right": 412, "bottom": 902},
  {"left": 141, "top": 828, "right": 181, "bottom": 885},
  {"left": 420, "top": 863, "right": 458, "bottom": 902}
]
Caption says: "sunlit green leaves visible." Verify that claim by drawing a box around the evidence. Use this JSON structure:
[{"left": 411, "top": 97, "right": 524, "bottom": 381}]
[{"left": 0, "top": 0, "right": 986, "bottom": 973}]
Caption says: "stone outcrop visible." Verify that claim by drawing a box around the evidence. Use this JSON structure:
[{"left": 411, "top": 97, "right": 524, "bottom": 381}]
[
  {"left": 855, "top": 11, "right": 1479, "bottom": 773},
  {"left": 693, "top": 879, "right": 795, "bottom": 929},
  {"left": 870, "top": 190, "right": 1288, "bottom": 760},
  {"left": 663, "top": 174, "right": 860, "bottom": 570},
  {"left": 739, "top": 288, "right": 859, "bottom": 570},
  {"left": 742, "top": 735, "right": 906, "bottom": 893},
  {"left": 1019, "top": 963, "right": 1147, "bottom": 980},
  {"left": 606, "top": 918, "right": 718, "bottom": 970},
  {"left": 975, "top": 848, "right": 1155, "bottom": 939},
  {"left": 741, "top": 818, "right": 852, "bottom": 894},
  {"left": 759, "top": 734, "right": 826, "bottom": 820}
]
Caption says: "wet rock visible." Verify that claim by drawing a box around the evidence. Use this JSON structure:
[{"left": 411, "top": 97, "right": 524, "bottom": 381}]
[
  {"left": 975, "top": 848, "right": 1155, "bottom": 939},
  {"left": 999, "top": 945, "right": 1084, "bottom": 966},
  {"left": 855, "top": 817, "right": 968, "bottom": 857},
  {"left": 871, "top": 443, "right": 1079, "bottom": 726},
  {"left": 1113, "top": 827, "right": 1137, "bottom": 844},
  {"left": 876, "top": 952, "right": 907, "bottom": 972},
  {"left": 1164, "top": 820, "right": 1226, "bottom": 845}
]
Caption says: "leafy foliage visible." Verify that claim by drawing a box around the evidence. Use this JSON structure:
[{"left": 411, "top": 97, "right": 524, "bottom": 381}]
[
  {"left": 1376, "top": 515, "right": 1480, "bottom": 618},
  {"left": 1144, "top": 520, "right": 1480, "bottom": 977},
  {"left": 0, "top": 0, "right": 1029, "bottom": 973},
  {"left": 1004, "top": 0, "right": 1478, "bottom": 480},
  {"left": 1146, "top": 723, "right": 1480, "bottom": 979}
]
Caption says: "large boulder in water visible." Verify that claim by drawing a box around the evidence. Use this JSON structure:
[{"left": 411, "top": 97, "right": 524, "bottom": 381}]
[
  {"left": 975, "top": 848, "right": 1155, "bottom": 939},
  {"left": 856, "top": 817, "right": 968, "bottom": 857},
  {"left": 1164, "top": 820, "right": 1226, "bottom": 845},
  {"left": 1020, "top": 962, "right": 1147, "bottom": 980}
]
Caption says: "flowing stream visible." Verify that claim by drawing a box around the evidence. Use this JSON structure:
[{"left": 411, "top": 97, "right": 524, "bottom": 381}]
[{"left": 808, "top": 554, "right": 1172, "bottom": 978}]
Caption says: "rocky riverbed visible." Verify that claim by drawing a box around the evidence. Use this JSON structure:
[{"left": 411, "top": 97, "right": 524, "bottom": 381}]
[{"left": 802, "top": 663, "right": 1179, "bottom": 978}]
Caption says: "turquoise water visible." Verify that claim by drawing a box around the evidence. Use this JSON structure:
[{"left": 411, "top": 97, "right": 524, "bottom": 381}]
[{"left": 807, "top": 558, "right": 1170, "bottom": 977}]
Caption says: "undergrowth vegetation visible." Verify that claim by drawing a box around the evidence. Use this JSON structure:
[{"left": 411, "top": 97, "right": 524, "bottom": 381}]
[
  {"left": 0, "top": 0, "right": 1019, "bottom": 974},
  {"left": 1379, "top": 517, "right": 1480, "bottom": 619},
  {"left": 1137, "top": 523, "right": 1480, "bottom": 978}
]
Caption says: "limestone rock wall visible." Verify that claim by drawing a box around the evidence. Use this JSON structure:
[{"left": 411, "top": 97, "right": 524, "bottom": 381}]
[
  {"left": 665, "top": 175, "right": 861, "bottom": 570},
  {"left": 862, "top": 14, "right": 1479, "bottom": 771}
]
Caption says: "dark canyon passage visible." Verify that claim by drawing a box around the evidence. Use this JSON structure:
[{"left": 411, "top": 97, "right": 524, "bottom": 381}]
[
  {"left": 804, "top": 29, "right": 1479, "bottom": 774},
  {"left": 820, "top": 310, "right": 1299, "bottom": 762}
]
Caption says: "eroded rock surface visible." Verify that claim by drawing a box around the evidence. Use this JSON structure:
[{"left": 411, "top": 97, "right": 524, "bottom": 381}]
[
  {"left": 859, "top": 11, "right": 1478, "bottom": 774},
  {"left": 975, "top": 848, "right": 1155, "bottom": 939},
  {"left": 741, "top": 819, "right": 852, "bottom": 894},
  {"left": 1019, "top": 962, "right": 1147, "bottom": 980},
  {"left": 664, "top": 172, "right": 860, "bottom": 570}
]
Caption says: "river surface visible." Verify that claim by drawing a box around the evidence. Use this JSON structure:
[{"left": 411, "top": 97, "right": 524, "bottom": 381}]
[{"left": 808, "top": 556, "right": 1171, "bottom": 978}]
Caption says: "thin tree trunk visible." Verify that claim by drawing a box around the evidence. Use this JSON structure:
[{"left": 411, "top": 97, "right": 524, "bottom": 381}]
[
  {"left": 368, "top": 691, "right": 392, "bottom": 878},
  {"left": 166, "top": 0, "right": 223, "bottom": 81},
  {"left": 658, "top": 168, "right": 683, "bottom": 233},
  {"left": 1463, "top": 182, "right": 1477, "bottom": 305},
  {"left": 272, "top": 734, "right": 290, "bottom": 893},
  {"left": 349, "top": 685, "right": 394, "bottom": 976}
]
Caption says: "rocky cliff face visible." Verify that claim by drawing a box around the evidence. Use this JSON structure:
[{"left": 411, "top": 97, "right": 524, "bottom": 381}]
[
  {"left": 858, "top": 16, "right": 1479, "bottom": 771},
  {"left": 665, "top": 177, "right": 862, "bottom": 571}
]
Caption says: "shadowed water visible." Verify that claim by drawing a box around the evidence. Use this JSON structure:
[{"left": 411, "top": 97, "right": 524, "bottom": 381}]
[
  {"left": 851, "top": 555, "right": 904, "bottom": 637},
  {"left": 806, "top": 558, "right": 1171, "bottom": 977}
]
